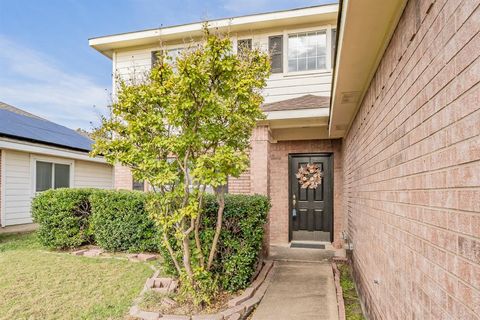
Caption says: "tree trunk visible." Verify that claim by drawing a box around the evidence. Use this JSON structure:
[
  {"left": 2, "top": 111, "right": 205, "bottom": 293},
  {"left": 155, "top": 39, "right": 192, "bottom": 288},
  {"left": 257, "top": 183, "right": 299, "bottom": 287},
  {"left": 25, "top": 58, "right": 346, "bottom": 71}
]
[
  {"left": 182, "top": 232, "right": 194, "bottom": 278},
  {"left": 207, "top": 189, "right": 225, "bottom": 270},
  {"left": 194, "top": 186, "right": 206, "bottom": 268}
]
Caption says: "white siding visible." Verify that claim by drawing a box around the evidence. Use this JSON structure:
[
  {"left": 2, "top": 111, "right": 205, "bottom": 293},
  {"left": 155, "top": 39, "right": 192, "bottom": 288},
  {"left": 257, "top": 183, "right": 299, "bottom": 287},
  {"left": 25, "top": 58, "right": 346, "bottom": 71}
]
[
  {"left": 1, "top": 150, "right": 113, "bottom": 227},
  {"left": 74, "top": 160, "right": 114, "bottom": 189},
  {"left": 113, "top": 22, "right": 334, "bottom": 104},
  {"left": 3, "top": 150, "right": 32, "bottom": 225}
]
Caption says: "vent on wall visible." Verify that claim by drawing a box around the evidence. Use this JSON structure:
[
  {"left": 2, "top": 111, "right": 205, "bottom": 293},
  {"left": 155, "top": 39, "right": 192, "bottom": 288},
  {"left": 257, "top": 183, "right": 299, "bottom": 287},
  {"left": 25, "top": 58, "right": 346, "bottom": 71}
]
[{"left": 341, "top": 91, "right": 361, "bottom": 104}]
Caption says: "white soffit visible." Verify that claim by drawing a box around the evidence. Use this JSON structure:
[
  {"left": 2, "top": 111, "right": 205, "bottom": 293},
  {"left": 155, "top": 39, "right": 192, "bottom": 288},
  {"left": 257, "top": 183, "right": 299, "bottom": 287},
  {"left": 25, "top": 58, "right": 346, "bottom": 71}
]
[{"left": 329, "top": 0, "right": 407, "bottom": 138}]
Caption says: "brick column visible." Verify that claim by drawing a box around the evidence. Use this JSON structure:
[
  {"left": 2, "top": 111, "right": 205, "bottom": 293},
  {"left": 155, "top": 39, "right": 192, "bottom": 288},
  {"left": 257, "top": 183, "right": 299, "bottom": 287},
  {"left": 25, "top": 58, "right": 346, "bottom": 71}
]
[
  {"left": 249, "top": 125, "right": 271, "bottom": 196},
  {"left": 249, "top": 126, "right": 272, "bottom": 257},
  {"left": 114, "top": 164, "right": 133, "bottom": 190}
]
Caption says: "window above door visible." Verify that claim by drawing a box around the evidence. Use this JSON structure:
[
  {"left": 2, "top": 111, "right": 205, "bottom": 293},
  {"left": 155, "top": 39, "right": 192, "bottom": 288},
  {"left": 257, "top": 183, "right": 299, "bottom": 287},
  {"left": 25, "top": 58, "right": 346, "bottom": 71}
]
[{"left": 288, "top": 30, "right": 327, "bottom": 72}]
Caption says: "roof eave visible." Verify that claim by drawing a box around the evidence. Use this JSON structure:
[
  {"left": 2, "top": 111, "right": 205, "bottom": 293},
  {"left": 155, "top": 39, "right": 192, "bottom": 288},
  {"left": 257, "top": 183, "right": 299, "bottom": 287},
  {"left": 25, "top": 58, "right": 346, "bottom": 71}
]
[
  {"left": 328, "top": 0, "right": 407, "bottom": 138},
  {"left": 89, "top": 4, "right": 339, "bottom": 58}
]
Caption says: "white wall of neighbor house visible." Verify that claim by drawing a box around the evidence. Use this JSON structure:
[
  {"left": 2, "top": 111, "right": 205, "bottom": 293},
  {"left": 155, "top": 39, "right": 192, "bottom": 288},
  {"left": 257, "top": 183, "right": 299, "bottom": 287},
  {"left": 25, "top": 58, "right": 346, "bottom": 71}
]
[
  {"left": 112, "top": 22, "right": 336, "bottom": 103},
  {"left": 0, "top": 149, "right": 113, "bottom": 227}
]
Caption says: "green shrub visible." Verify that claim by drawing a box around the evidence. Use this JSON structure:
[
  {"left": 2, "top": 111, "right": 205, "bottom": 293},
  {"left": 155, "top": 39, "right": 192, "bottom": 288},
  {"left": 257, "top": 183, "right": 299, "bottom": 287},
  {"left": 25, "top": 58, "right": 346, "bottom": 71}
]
[
  {"left": 205, "top": 194, "right": 270, "bottom": 291},
  {"left": 89, "top": 190, "right": 159, "bottom": 252},
  {"left": 32, "top": 188, "right": 96, "bottom": 249},
  {"left": 160, "top": 194, "right": 270, "bottom": 292}
]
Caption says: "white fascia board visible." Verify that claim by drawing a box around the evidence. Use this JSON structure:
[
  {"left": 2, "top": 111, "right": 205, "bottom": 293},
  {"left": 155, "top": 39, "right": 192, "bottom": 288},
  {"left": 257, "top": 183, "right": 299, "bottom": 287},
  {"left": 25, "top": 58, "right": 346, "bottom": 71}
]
[
  {"left": 89, "top": 5, "right": 338, "bottom": 47},
  {"left": 265, "top": 107, "right": 330, "bottom": 120},
  {"left": 0, "top": 138, "right": 107, "bottom": 164}
]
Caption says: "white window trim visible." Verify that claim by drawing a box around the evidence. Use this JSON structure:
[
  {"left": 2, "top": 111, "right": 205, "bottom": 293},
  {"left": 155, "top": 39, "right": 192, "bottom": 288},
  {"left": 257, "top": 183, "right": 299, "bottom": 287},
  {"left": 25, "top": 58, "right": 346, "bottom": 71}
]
[
  {"left": 30, "top": 155, "right": 75, "bottom": 196},
  {"left": 284, "top": 25, "right": 332, "bottom": 76}
]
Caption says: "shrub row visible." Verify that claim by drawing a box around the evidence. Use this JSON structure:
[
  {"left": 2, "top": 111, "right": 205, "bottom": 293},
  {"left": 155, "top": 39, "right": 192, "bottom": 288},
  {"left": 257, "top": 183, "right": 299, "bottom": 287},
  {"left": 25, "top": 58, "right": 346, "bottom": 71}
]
[
  {"left": 32, "top": 189, "right": 157, "bottom": 252},
  {"left": 32, "top": 188, "right": 270, "bottom": 292}
]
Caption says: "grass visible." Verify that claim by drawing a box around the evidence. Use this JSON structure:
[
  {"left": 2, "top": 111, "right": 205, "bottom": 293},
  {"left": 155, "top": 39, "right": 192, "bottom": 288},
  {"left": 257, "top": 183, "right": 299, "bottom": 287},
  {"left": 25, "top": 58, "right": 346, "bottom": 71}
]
[
  {"left": 0, "top": 232, "right": 154, "bottom": 320},
  {"left": 338, "top": 263, "right": 365, "bottom": 320}
]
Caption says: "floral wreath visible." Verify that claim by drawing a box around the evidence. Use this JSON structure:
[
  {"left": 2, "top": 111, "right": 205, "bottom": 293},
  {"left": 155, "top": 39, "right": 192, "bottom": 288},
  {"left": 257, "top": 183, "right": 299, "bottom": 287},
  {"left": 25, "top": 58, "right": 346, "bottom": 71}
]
[{"left": 296, "top": 163, "right": 324, "bottom": 189}]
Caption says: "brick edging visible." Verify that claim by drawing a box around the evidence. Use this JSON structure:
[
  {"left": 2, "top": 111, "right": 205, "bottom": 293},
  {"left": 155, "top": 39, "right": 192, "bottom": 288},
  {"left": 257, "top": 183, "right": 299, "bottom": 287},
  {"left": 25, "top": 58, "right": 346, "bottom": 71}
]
[
  {"left": 332, "top": 260, "right": 346, "bottom": 320},
  {"left": 130, "top": 260, "right": 275, "bottom": 320}
]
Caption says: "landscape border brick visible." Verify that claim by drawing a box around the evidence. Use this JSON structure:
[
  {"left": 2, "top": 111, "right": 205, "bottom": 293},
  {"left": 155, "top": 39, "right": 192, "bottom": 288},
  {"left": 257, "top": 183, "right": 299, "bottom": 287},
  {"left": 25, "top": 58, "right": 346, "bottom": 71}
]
[{"left": 130, "top": 260, "right": 275, "bottom": 320}]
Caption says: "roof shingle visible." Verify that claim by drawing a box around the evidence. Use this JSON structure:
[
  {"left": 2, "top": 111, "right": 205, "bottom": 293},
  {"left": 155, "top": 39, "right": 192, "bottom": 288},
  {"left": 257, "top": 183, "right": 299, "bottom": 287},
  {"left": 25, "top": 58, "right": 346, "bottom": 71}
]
[{"left": 261, "top": 94, "right": 330, "bottom": 112}]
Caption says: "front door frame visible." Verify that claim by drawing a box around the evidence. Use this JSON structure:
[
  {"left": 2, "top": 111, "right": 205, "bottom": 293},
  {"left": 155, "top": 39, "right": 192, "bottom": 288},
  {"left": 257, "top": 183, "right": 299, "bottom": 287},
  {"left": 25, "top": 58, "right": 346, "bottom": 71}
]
[{"left": 288, "top": 152, "right": 334, "bottom": 243}]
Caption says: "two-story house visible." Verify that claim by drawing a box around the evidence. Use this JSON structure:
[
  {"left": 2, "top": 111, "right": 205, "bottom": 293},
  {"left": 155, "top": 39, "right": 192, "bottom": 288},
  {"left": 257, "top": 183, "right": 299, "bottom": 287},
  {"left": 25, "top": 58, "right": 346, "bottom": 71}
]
[
  {"left": 90, "top": 4, "right": 342, "bottom": 248},
  {"left": 90, "top": 1, "right": 480, "bottom": 318}
]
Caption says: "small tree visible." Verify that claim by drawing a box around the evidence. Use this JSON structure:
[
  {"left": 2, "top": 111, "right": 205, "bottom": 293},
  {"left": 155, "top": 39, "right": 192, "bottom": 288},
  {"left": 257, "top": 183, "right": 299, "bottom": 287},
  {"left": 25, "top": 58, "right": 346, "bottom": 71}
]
[{"left": 92, "top": 28, "right": 270, "bottom": 304}]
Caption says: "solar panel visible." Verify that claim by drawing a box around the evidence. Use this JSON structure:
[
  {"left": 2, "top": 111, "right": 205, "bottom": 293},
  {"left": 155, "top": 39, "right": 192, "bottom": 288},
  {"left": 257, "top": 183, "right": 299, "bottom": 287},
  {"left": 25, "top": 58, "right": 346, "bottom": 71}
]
[{"left": 0, "top": 109, "right": 93, "bottom": 152}]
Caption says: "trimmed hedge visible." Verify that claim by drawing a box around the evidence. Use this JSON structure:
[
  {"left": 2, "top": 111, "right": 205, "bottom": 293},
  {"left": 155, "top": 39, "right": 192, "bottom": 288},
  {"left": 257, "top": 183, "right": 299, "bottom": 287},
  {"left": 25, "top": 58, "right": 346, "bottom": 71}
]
[
  {"left": 206, "top": 194, "right": 270, "bottom": 291},
  {"left": 32, "top": 188, "right": 96, "bottom": 249},
  {"left": 90, "top": 190, "right": 159, "bottom": 252},
  {"left": 161, "top": 194, "right": 270, "bottom": 292}
]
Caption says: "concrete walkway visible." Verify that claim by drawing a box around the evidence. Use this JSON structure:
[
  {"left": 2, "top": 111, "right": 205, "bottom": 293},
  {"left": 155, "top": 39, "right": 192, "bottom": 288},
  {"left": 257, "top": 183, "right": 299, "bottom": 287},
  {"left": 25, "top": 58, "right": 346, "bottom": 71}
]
[{"left": 252, "top": 247, "right": 338, "bottom": 320}]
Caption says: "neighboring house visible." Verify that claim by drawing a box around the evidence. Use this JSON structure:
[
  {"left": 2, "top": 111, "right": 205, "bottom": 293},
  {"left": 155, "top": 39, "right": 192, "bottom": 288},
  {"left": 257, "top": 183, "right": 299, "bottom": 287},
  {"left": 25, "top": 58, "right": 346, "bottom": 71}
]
[
  {"left": 0, "top": 102, "right": 114, "bottom": 227},
  {"left": 90, "top": 1, "right": 480, "bottom": 319}
]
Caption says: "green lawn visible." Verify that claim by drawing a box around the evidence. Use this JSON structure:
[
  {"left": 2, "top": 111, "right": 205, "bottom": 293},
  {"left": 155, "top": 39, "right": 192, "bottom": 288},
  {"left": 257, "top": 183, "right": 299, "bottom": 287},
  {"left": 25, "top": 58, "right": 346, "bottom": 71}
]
[{"left": 0, "top": 232, "right": 153, "bottom": 320}]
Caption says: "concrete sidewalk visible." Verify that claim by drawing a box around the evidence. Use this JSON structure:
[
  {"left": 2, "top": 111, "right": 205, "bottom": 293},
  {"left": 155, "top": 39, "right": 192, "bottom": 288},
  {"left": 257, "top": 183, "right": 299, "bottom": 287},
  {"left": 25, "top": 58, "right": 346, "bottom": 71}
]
[{"left": 252, "top": 258, "right": 338, "bottom": 319}]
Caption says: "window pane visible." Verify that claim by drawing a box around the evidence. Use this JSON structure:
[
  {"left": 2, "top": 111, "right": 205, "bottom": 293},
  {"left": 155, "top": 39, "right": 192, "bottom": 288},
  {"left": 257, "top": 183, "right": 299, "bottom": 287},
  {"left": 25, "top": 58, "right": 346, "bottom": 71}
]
[
  {"left": 288, "top": 59, "right": 297, "bottom": 72},
  {"left": 167, "top": 48, "right": 183, "bottom": 61},
  {"left": 54, "top": 164, "right": 70, "bottom": 189},
  {"left": 288, "top": 30, "right": 327, "bottom": 72},
  {"left": 132, "top": 180, "right": 145, "bottom": 191},
  {"left": 268, "top": 35, "right": 283, "bottom": 73},
  {"left": 36, "top": 161, "right": 52, "bottom": 192},
  {"left": 238, "top": 39, "right": 252, "bottom": 51},
  {"left": 331, "top": 28, "right": 337, "bottom": 66},
  {"left": 307, "top": 57, "right": 317, "bottom": 70},
  {"left": 298, "top": 58, "right": 307, "bottom": 71}
]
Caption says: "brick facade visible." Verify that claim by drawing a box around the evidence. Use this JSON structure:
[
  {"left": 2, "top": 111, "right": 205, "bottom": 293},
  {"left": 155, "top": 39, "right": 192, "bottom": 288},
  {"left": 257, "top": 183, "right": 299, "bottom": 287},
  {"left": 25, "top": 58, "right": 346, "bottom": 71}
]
[
  {"left": 343, "top": 0, "right": 480, "bottom": 319},
  {"left": 114, "top": 164, "right": 133, "bottom": 190},
  {"left": 228, "top": 126, "right": 344, "bottom": 248},
  {"left": 269, "top": 139, "right": 343, "bottom": 247}
]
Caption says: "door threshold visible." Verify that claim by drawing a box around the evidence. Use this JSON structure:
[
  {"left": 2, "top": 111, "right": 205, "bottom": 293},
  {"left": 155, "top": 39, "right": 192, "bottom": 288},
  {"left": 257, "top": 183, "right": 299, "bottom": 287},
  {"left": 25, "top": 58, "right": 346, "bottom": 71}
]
[{"left": 290, "top": 240, "right": 331, "bottom": 250}]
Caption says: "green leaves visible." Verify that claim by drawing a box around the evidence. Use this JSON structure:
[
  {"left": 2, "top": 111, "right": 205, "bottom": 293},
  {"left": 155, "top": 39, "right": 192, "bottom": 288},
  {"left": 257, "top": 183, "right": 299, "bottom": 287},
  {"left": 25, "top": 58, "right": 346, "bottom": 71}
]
[{"left": 91, "top": 27, "right": 270, "bottom": 304}]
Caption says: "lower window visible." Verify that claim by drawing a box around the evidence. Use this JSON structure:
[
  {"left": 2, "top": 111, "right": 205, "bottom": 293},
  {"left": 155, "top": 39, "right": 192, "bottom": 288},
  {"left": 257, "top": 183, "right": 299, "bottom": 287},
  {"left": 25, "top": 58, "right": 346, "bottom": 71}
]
[{"left": 35, "top": 161, "right": 71, "bottom": 192}]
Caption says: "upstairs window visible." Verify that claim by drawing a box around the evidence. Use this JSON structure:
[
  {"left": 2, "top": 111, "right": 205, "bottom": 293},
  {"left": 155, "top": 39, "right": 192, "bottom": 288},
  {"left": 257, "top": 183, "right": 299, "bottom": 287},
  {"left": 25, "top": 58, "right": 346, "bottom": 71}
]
[
  {"left": 331, "top": 28, "right": 337, "bottom": 66},
  {"left": 237, "top": 39, "right": 252, "bottom": 53},
  {"left": 151, "top": 50, "right": 161, "bottom": 66},
  {"left": 268, "top": 35, "right": 283, "bottom": 74},
  {"left": 35, "top": 161, "right": 70, "bottom": 192},
  {"left": 287, "top": 30, "right": 327, "bottom": 72},
  {"left": 151, "top": 48, "right": 184, "bottom": 67}
]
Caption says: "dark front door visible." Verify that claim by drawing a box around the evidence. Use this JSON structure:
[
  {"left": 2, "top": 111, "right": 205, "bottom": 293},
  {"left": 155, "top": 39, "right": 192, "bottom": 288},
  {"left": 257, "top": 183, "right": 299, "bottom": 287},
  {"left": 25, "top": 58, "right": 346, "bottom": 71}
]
[{"left": 289, "top": 154, "right": 333, "bottom": 242}]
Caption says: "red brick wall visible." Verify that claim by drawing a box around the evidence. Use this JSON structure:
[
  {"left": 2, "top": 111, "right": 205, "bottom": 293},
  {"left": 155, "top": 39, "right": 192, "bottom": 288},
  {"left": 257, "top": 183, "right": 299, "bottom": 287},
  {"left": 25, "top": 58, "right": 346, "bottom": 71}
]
[
  {"left": 228, "top": 169, "right": 251, "bottom": 194},
  {"left": 343, "top": 0, "right": 480, "bottom": 319},
  {"left": 269, "top": 139, "right": 343, "bottom": 247},
  {"left": 114, "top": 164, "right": 133, "bottom": 190}
]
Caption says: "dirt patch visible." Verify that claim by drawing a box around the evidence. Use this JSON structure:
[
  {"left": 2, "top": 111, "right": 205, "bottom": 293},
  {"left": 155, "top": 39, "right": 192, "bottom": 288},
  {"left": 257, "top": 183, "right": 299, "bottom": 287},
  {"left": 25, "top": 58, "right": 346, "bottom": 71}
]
[{"left": 139, "top": 290, "right": 236, "bottom": 315}]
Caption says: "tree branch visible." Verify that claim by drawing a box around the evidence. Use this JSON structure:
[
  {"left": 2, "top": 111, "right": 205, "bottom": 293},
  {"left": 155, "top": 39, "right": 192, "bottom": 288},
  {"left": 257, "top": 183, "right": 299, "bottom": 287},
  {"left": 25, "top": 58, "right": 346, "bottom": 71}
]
[{"left": 207, "top": 187, "right": 225, "bottom": 270}]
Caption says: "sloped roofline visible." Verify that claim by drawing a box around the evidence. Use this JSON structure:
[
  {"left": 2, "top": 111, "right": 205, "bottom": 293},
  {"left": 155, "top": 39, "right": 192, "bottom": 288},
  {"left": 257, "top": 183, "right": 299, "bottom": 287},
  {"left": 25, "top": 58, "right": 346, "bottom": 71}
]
[{"left": 89, "top": 3, "right": 339, "bottom": 58}]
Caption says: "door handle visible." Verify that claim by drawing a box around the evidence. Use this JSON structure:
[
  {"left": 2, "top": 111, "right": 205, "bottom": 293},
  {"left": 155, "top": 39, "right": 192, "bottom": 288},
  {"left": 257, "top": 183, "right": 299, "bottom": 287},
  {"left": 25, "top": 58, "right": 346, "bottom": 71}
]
[{"left": 292, "top": 194, "right": 296, "bottom": 207}]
